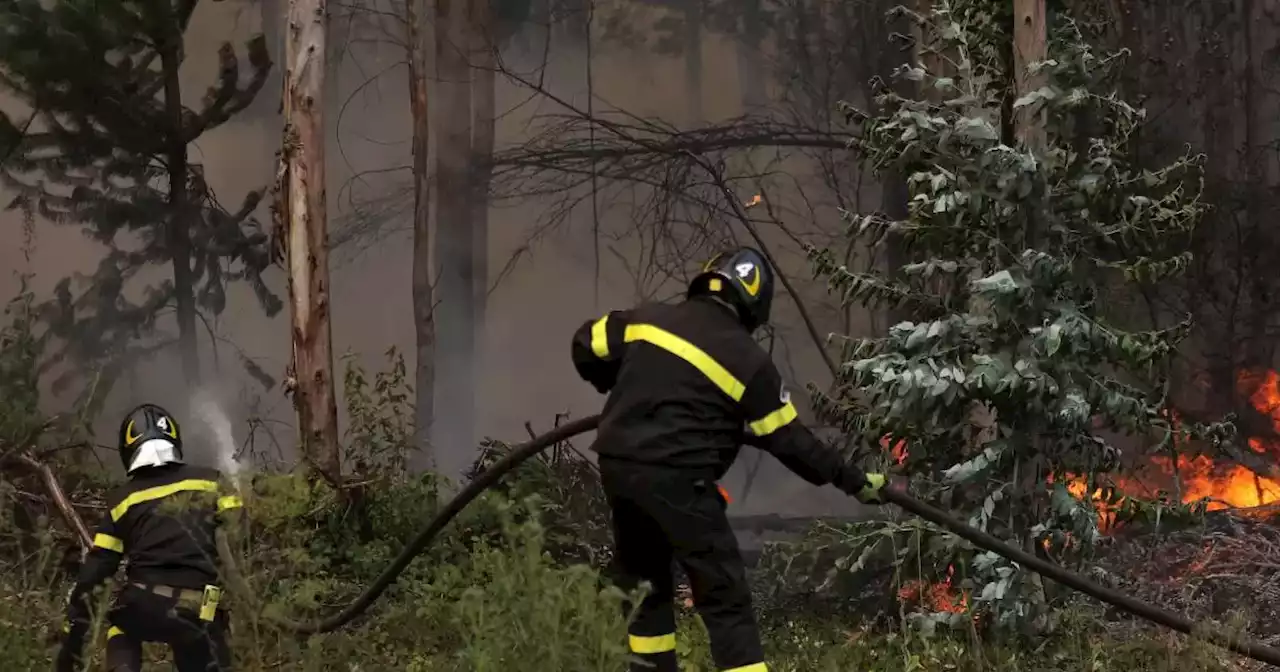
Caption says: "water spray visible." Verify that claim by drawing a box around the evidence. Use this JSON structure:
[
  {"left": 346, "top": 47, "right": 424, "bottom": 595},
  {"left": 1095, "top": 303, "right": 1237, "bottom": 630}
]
[{"left": 189, "top": 388, "right": 243, "bottom": 485}]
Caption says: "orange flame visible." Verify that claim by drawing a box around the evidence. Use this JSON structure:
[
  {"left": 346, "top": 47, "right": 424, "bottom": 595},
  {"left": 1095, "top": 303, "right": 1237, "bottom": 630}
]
[
  {"left": 744, "top": 194, "right": 763, "bottom": 209},
  {"left": 880, "top": 434, "right": 908, "bottom": 465},
  {"left": 898, "top": 564, "right": 969, "bottom": 614},
  {"left": 1065, "top": 371, "right": 1280, "bottom": 529}
]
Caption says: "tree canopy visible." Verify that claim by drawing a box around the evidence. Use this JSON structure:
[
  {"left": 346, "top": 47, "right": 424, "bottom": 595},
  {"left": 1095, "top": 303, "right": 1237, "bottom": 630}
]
[{"left": 0, "top": 0, "right": 277, "bottom": 398}]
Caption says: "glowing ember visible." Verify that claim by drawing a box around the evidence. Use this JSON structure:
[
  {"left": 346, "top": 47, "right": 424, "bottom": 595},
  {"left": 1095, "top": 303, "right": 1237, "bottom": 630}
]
[
  {"left": 897, "top": 564, "right": 968, "bottom": 614},
  {"left": 744, "top": 194, "right": 763, "bottom": 208},
  {"left": 880, "top": 434, "right": 908, "bottom": 465}
]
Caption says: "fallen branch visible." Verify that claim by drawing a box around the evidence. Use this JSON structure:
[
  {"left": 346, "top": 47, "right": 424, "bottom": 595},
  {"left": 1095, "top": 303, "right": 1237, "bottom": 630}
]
[{"left": 5, "top": 453, "right": 93, "bottom": 553}]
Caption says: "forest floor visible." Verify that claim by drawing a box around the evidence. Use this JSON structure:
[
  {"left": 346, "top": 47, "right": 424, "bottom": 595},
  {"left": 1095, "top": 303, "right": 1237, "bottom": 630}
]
[{"left": 1, "top": 466, "right": 1275, "bottom": 672}]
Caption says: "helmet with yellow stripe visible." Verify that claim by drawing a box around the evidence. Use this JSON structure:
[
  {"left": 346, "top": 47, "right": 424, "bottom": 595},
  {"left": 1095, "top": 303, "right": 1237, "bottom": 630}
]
[
  {"left": 118, "top": 403, "right": 185, "bottom": 474},
  {"left": 687, "top": 247, "right": 775, "bottom": 331}
]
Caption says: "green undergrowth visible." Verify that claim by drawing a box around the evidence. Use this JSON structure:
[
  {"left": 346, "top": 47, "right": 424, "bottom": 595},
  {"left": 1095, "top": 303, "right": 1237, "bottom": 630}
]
[{"left": 0, "top": 469, "right": 1258, "bottom": 671}]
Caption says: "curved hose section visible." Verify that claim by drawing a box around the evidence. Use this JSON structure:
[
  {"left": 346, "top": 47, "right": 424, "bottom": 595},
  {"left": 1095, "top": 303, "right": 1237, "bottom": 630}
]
[
  {"left": 229, "top": 413, "right": 1280, "bottom": 666},
  {"left": 883, "top": 488, "right": 1280, "bottom": 666},
  {"left": 254, "top": 415, "right": 600, "bottom": 635}
]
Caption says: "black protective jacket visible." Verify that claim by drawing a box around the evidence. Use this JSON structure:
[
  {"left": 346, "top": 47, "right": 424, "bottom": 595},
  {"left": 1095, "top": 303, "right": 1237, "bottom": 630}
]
[
  {"left": 66, "top": 463, "right": 242, "bottom": 622},
  {"left": 571, "top": 296, "right": 864, "bottom": 489}
]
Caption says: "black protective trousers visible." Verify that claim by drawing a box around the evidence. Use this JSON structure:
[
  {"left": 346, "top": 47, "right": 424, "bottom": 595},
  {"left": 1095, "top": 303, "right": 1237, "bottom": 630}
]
[
  {"left": 600, "top": 458, "right": 766, "bottom": 672},
  {"left": 60, "top": 585, "right": 232, "bottom": 672}
]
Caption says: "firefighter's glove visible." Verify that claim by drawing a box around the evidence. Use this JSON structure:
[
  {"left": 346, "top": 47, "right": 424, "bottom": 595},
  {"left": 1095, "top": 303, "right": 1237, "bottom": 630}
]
[{"left": 852, "top": 473, "right": 887, "bottom": 505}]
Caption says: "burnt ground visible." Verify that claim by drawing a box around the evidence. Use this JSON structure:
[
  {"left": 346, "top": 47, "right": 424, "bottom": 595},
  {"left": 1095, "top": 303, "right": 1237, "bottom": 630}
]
[
  {"left": 1093, "top": 507, "right": 1280, "bottom": 644},
  {"left": 727, "top": 508, "right": 1280, "bottom": 649}
]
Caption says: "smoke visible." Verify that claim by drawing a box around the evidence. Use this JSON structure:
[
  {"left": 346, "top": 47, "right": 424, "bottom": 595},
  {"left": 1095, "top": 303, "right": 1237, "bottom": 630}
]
[
  {"left": 0, "top": 1, "right": 875, "bottom": 517},
  {"left": 188, "top": 386, "right": 242, "bottom": 479}
]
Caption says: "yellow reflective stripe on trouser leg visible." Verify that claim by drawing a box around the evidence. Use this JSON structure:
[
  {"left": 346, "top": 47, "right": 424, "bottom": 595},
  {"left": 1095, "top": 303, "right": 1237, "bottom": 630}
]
[
  {"left": 628, "top": 632, "right": 677, "bottom": 654},
  {"left": 591, "top": 315, "right": 611, "bottom": 358},
  {"left": 107, "top": 626, "right": 125, "bottom": 639},
  {"left": 93, "top": 533, "right": 124, "bottom": 553},
  {"left": 747, "top": 402, "right": 798, "bottom": 436},
  {"left": 721, "top": 664, "right": 768, "bottom": 672},
  {"left": 623, "top": 324, "right": 747, "bottom": 400}
]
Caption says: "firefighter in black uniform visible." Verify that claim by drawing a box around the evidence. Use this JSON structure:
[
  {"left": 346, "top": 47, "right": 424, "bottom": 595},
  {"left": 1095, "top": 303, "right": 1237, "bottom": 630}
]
[
  {"left": 57, "top": 403, "right": 241, "bottom": 672},
  {"left": 571, "top": 247, "right": 887, "bottom": 672}
]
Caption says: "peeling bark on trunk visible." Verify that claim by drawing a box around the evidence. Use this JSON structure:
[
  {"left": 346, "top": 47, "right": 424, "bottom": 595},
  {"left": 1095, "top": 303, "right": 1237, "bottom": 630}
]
[
  {"left": 160, "top": 40, "right": 200, "bottom": 383},
  {"left": 281, "top": 0, "right": 341, "bottom": 486},
  {"left": 471, "top": 0, "right": 495, "bottom": 356},
  {"left": 407, "top": 0, "right": 436, "bottom": 470},
  {"left": 433, "top": 0, "right": 477, "bottom": 468}
]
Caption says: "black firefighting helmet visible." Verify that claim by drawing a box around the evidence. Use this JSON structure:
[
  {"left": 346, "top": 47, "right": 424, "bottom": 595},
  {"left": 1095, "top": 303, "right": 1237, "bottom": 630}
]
[
  {"left": 687, "top": 247, "right": 775, "bottom": 331},
  {"left": 118, "top": 403, "right": 185, "bottom": 473}
]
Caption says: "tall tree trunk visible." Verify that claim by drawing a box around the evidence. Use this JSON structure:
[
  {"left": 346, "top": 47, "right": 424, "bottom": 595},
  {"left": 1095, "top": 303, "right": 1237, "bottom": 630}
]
[
  {"left": 433, "top": 0, "right": 477, "bottom": 471},
  {"left": 281, "top": 0, "right": 341, "bottom": 486},
  {"left": 684, "top": 0, "right": 704, "bottom": 124},
  {"left": 735, "top": 0, "right": 766, "bottom": 110},
  {"left": 254, "top": 0, "right": 285, "bottom": 121},
  {"left": 1011, "top": 0, "right": 1049, "bottom": 625},
  {"left": 1012, "top": 0, "right": 1047, "bottom": 154},
  {"left": 407, "top": 0, "right": 436, "bottom": 470},
  {"left": 160, "top": 38, "right": 200, "bottom": 383},
  {"left": 471, "top": 0, "right": 495, "bottom": 349}
]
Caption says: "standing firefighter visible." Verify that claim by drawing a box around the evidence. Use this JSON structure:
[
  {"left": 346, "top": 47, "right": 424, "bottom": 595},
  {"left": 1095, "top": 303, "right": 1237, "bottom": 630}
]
[
  {"left": 571, "top": 247, "right": 887, "bottom": 672},
  {"left": 57, "top": 403, "right": 241, "bottom": 672}
]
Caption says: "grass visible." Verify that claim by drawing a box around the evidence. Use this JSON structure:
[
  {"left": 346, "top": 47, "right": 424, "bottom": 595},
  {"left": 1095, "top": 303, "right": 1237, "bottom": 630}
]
[{"left": 0, "top": 472, "right": 1262, "bottom": 672}]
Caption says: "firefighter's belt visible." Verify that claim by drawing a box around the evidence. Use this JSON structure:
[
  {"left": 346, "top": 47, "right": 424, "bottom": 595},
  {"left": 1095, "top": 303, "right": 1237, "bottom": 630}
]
[{"left": 130, "top": 582, "right": 222, "bottom": 620}]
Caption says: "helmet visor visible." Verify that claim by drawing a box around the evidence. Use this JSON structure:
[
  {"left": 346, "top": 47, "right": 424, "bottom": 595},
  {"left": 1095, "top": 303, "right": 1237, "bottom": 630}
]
[{"left": 127, "top": 438, "right": 183, "bottom": 473}]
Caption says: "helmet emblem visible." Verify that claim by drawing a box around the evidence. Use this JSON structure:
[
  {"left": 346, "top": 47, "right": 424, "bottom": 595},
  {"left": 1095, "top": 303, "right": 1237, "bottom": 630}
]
[
  {"left": 156, "top": 415, "right": 178, "bottom": 439},
  {"left": 124, "top": 420, "right": 139, "bottom": 445},
  {"left": 735, "top": 262, "right": 761, "bottom": 296}
]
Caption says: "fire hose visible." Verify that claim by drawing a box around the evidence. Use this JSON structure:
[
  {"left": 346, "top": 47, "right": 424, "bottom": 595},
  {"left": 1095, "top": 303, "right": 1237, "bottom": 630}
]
[{"left": 238, "top": 414, "right": 1280, "bottom": 666}]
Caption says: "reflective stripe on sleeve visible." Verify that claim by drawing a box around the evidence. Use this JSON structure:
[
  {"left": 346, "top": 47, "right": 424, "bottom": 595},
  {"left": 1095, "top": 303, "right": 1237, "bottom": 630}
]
[
  {"left": 591, "top": 315, "right": 611, "bottom": 358},
  {"left": 747, "top": 401, "right": 798, "bottom": 436},
  {"left": 92, "top": 533, "right": 124, "bottom": 553},
  {"left": 217, "top": 495, "right": 243, "bottom": 512},
  {"left": 721, "top": 663, "right": 768, "bottom": 672}
]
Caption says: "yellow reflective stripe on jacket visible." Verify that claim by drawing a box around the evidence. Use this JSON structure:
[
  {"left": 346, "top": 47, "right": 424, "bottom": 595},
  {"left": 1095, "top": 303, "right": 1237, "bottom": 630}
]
[
  {"left": 217, "top": 495, "right": 243, "bottom": 512},
  {"left": 623, "top": 324, "right": 747, "bottom": 401},
  {"left": 93, "top": 533, "right": 124, "bottom": 553},
  {"left": 722, "top": 663, "right": 767, "bottom": 672},
  {"left": 591, "top": 315, "right": 611, "bottom": 358},
  {"left": 110, "top": 479, "right": 221, "bottom": 522},
  {"left": 107, "top": 626, "right": 125, "bottom": 639},
  {"left": 628, "top": 632, "right": 676, "bottom": 654},
  {"left": 747, "top": 401, "right": 798, "bottom": 436}
]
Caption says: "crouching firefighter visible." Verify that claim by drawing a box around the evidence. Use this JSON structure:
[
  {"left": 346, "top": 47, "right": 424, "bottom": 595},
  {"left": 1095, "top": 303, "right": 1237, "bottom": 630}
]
[
  {"left": 571, "top": 247, "right": 887, "bottom": 672},
  {"left": 57, "top": 403, "right": 242, "bottom": 672}
]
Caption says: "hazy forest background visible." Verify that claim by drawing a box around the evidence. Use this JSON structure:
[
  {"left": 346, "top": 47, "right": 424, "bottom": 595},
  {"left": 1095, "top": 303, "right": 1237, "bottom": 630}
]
[{"left": 7, "top": 0, "right": 1280, "bottom": 669}]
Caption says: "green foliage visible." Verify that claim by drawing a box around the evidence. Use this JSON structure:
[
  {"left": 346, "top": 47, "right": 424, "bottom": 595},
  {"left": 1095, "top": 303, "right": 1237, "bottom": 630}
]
[
  {"left": 342, "top": 347, "right": 416, "bottom": 479},
  {"left": 0, "top": 464, "right": 1253, "bottom": 671},
  {"left": 426, "top": 498, "right": 638, "bottom": 672},
  {"left": 468, "top": 428, "right": 614, "bottom": 568},
  {"left": 0, "top": 0, "right": 277, "bottom": 397},
  {"left": 0, "top": 277, "right": 43, "bottom": 451},
  {"left": 804, "top": 0, "right": 1230, "bottom": 630}
]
